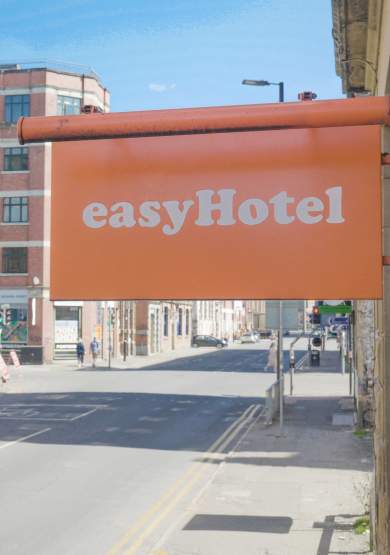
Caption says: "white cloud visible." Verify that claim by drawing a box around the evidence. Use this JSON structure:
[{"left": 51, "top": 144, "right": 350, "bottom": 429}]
[{"left": 148, "top": 83, "right": 176, "bottom": 93}]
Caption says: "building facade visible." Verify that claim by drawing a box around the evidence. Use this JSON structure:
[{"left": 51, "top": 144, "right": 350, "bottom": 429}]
[
  {"left": 265, "top": 300, "right": 306, "bottom": 331},
  {"left": 192, "top": 300, "right": 244, "bottom": 342},
  {"left": 331, "top": 2, "right": 390, "bottom": 552},
  {"left": 244, "top": 300, "right": 266, "bottom": 331},
  {"left": 135, "top": 301, "right": 192, "bottom": 356},
  {"left": 0, "top": 63, "right": 109, "bottom": 363}
]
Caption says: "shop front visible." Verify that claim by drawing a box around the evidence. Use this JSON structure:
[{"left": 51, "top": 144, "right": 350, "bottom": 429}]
[
  {"left": 54, "top": 301, "right": 83, "bottom": 359},
  {"left": 0, "top": 288, "right": 30, "bottom": 362}
]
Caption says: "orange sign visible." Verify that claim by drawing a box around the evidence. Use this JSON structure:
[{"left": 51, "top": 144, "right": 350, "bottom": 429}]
[
  {"left": 51, "top": 125, "right": 382, "bottom": 300},
  {"left": 94, "top": 324, "right": 102, "bottom": 341}
]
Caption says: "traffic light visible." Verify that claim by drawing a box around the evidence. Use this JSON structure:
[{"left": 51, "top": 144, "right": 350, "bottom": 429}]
[
  {"left": 110, "top": 309, "right": 116, "bottom": 326},
  {"left": 5, "top": 309, "right": 12, "bottom": 325},
  {"left": 312, "top": 306, "right": 320, "bottom": 325}
]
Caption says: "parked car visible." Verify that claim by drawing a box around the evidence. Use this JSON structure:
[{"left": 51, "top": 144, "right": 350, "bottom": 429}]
[
  {"left": 257, "top": 329, "right": 273, "bottom": 338},
  {"left": 192, "top": 335, "right": 228, "bottom": 348},
  {"left": 240, "top": 333, "right": 257, "bottom": 344}
]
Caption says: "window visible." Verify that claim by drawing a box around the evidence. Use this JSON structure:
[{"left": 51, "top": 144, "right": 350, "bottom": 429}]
[
  {"left": 3, "top": 197, "right": 28, "bottom": 223},
  {"left": 177, "top": 308, "right": 183, "bottom": 336},
  {"left": 5, "top": 95, "right": 30, "bottom": 123},
  {"left": 57, "top": 95, "right": 81, "bottom": 115},
  {"left": 163, "top": 306, "right": 169, "bottom": 337},
  {"left": 4, "top": 147, "right": 28, "bottom": 171},
  {"left": 185, "top": 309, "right": 190, "bottom": 335},
  {"left": 2, "top": 247, "right": 27, "bottom": 273},
  {"left": 0, "top": 306, "right": 27, "bottom": 344}
]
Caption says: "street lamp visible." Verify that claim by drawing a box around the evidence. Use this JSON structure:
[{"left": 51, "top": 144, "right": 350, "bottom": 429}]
[
  {"left": 242, "top": 79, "right": 284, "bottom": 103},
  {"left": 242, "top": 76, "right": 285, "bottom": 434}
]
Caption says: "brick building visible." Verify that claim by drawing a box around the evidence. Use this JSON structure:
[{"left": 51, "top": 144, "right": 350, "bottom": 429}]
[
  {"left": 135, "top": 301, "right": 192, "bottom": 356},
  {"left": 192, "top": 300, "right": 243, "bottom": 342},
  {"left": 0, "top": 63, "right": 109, "bottom": 363},
  {"left": 331, "top": 2, "right": 390, "bottom": 551}
]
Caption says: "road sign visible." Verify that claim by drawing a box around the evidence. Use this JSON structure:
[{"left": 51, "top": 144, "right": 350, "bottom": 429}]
[
  {"left": 319, "top": 305, "right": 352, "bottom": 314},
  {"left": 51, "top": 124, "right": 382, "bottom": 300},
  {"left": 329, "top": 316, "right": 350, "bottom": 326}
]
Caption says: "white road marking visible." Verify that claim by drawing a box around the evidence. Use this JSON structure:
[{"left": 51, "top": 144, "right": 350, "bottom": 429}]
[
  {"left": 0, "top": 403, "right": 107, "bottom": 408},
  {"left": 0, "top": 404, "right": 105, "bottom": 422},
  {"left": 0, "top": 417, "right": 70, "bottom": 421},
  {"left": 69, "top": 408, "right": 98, "bottom": 421},
  {"left": 0, "top": 427, "right": 51, "bottom": 450}
]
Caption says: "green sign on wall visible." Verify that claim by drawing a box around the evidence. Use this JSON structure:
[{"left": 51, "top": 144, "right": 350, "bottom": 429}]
[{"left": 319, "top": 305, "right": 352, "bottom": 314}]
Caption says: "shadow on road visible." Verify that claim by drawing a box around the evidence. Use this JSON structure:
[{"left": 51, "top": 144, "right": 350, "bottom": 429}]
[
  {"left": 79, "top": 348, "right": 308, "bottom": 373},
  {"left": 0, "top": 392, "right": 370, "bottom": 472},
  {"left": 0, "top": 390, "right": 261, "bottom": 453},
  {"left": 183, "top": 514, "right": 293, "bottom": 534}
]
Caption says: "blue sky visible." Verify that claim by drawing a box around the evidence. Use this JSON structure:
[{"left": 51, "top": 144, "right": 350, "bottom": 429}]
[{"left": 1, "top": 0, "right": 342, "bottom": 112}]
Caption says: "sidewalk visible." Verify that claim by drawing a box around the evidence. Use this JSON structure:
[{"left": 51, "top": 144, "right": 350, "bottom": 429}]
[
  {"left": 153, "top": 356, "right": 373, "bottom": 555},
  {"left": 48, "top": 343, "right": 234, "bottom": 371}
]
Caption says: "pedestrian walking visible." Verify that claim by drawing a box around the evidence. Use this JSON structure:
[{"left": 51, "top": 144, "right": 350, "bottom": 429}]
[
  {"left": 264, "top": 336, "right": 277, "bottom": 372},
  {"left": 90, "top": 337, "right": 100, "bottom": 368},
  {"left": 76, "top": 338, "right": 85, "bottom": 368}
]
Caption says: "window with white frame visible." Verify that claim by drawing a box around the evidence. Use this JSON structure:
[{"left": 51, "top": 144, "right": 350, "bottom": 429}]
[
  {"left": 57, "top": 95, "right": 81, "bottom": 115},
  {"left": 3, "top": 197, "right": 28, "bottom": 223},
  {"left": 4, "top": 147, "right": 28, "bottom": 171},
  {"left": 2, "top": 247, "right": 27, "bottom": 273},
  {"left": 5, "top": 95, "right": 30, "bottom": 123}
]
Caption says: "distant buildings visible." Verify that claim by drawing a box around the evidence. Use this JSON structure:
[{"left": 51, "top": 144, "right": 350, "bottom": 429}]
[
  {"left": 0, "top": 62, "right": 109, "bottom": 363},
  {"left": 244, "top": 300, "right": 266, "bottom": 331},
  {"left": 265, "top": 301, "right": 307, "bottom": 331},
  {"left": 135, "top": 301, "right": 192, "bottom": 355},
  {"left": 0, "top": 62, "right": 305, "bottom": 364},
  {"left": 191, "top": 301, "right": 245, "bottom": 342}
]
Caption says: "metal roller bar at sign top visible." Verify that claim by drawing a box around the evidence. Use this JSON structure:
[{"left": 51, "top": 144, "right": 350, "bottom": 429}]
[{"left": 17, "top": 95, "right": 390, "bottom": 144}]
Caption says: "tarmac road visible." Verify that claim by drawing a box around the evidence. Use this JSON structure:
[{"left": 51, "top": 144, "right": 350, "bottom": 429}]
[{"left": 0, "top": 342, "right": 307, "bottom": 555}]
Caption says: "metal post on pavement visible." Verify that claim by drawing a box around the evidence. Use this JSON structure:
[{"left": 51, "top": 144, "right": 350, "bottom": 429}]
[
  {"left": 289, "top": 347, "right": 295, "bottom": 396},
  {"left": 0, "top": 305, "right": 6, "bottom": 354},
  {"left": 108, "top": 308, "right": 112, "bottom": 369},
  {"left": 278, "top": 300, "right": 284, "bottom": 435},
  {"left": 241, "top": 76, "right": 285, "bottom": 434},
  {"left": 341, "top": 351, "right": 345, "bottom": 374},
  {"left": 341, "top": 329, "right": 346, "bottom": 374},
  {"left": 349, "top": 350, "right": 353, "bottom": 395}
]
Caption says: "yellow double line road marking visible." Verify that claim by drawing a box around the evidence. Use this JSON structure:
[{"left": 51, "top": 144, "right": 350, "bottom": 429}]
[{"left": 107, "top": 403, "right": 259, "bottom": 555}]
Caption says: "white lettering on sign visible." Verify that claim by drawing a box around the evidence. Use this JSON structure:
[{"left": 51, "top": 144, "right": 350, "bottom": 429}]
[{"left": 82, "top": 186, "right": 344, "bottom": 236}]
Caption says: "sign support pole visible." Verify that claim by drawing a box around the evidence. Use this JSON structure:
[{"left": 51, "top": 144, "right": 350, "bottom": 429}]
[
  {"left": 108, "top": 308, "right": 112, "bottom": 369},
  {"left": 278, "top": 300, "right": 284, "bottom": 436}
]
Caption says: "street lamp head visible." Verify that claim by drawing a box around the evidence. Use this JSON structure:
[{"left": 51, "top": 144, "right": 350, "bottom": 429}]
[
  {"left": 242, "top": 79, "right": 270, "bottom": 86},
  {"left": 242, "top": 79, "right": 284, "bottom": 102}
]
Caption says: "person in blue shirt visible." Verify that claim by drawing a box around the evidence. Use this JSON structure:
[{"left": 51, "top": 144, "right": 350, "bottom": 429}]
[
  {"left": 76, "top": 339, "right": 85, "bottom": 368},
  {"left": 90, "top": 337, "right": 100, "bottom": 368}
]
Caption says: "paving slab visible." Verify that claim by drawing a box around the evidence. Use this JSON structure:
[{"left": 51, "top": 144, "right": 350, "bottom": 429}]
[{"left": 151, "top": 374, "right": 372, "bottom": 555}]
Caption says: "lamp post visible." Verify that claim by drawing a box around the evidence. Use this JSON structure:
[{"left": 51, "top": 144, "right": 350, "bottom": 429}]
[
  {"left": 242, "top": 79, "right": 284, "bottom": 103},
  {"left": 242, "top": 78, "right": 285, "bottom": 434}
]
